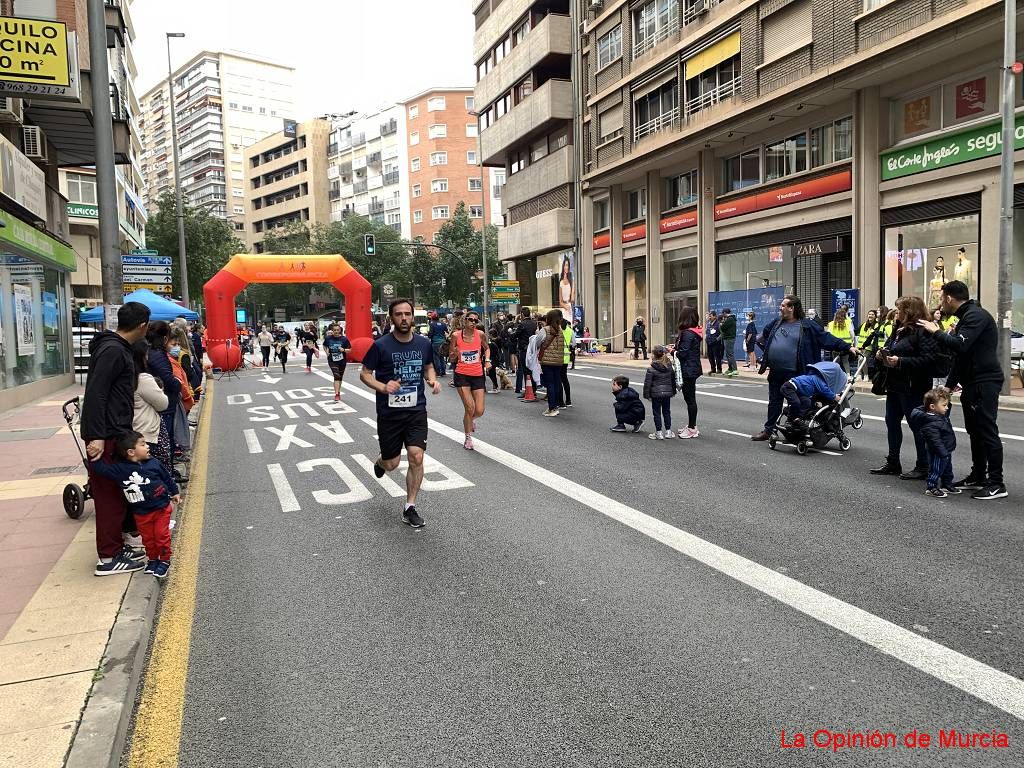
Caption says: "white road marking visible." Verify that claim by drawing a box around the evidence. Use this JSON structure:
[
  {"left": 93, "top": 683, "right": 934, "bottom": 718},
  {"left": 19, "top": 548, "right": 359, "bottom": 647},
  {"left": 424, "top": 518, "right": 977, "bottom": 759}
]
[
  {"left": 351, "top": 453, "right": 405, "bottom": 497},
  {"left": 718, "top": 429, "right": 751, "bottom": 438},
  {"left": 335, "top": 376, "right": 1024, "bottom": 720},
  {"left": 266, "top": 463, "right": 300, "bottom": 513},
  {"left": 242, "top": 428, "right": 262, "bottom": 454},
  {"left": 717, "top": 429, "right": 841, "bottom": 456}
]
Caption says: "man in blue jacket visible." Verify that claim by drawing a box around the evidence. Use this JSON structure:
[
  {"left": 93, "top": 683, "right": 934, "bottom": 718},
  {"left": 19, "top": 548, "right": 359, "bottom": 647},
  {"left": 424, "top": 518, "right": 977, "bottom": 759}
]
[{"left": 752, "top": 295, "right": 855, "bottom": 441}]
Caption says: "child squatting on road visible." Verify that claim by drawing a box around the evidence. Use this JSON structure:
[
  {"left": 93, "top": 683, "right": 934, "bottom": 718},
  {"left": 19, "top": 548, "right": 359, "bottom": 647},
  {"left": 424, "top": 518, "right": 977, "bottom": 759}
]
[
  {"left": 90, "top": 431, "right": 179, "bottom": 579},
  {"left": 609, "top": 375, "right": 646, "bottom": 433},
  {"left": 909, "top": 386, "right": 959, "bottom": 498}
]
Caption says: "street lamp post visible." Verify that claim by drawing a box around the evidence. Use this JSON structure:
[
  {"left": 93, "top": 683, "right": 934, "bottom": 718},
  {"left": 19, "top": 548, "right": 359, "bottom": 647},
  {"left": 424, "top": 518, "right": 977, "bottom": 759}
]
[
  {"left": 166, "top": 32, "right": 190, "bottom": 307},
  {"left": 477, "top": 121, "right": 488, "bottom": 330}
]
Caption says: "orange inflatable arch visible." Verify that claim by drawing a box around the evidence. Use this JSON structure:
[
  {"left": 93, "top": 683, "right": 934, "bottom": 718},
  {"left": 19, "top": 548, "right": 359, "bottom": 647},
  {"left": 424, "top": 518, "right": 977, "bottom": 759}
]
[{"left": 203, "top": 254, "right": 373, "bottom": 371}]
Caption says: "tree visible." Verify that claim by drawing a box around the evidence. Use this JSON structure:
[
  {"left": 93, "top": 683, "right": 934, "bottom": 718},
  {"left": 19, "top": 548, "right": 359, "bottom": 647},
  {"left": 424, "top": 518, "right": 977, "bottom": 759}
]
[
  {"left": 428, "top": 202, "right": 502, "bottom": 310},
  {"left": 144, "top": 192, "right": 244, "bottom": 305}
]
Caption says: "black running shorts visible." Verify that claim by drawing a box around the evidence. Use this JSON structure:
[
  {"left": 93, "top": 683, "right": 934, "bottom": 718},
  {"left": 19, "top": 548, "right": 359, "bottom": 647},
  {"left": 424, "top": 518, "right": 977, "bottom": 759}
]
[
  {"left": 453, "top": 372, "right": 486, "bottom": 391},
  {"left": 328, "top": 362, "right": 346, "bottom": 381},
  {"left": 377, "top": 409, "right": 428, "bottom": 461}
]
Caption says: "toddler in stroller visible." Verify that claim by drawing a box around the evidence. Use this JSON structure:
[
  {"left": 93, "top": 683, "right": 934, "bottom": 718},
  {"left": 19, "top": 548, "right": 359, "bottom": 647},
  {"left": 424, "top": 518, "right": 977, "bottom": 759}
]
[{"left": 771, "top": 359, "right": 865, "bottom": 454}]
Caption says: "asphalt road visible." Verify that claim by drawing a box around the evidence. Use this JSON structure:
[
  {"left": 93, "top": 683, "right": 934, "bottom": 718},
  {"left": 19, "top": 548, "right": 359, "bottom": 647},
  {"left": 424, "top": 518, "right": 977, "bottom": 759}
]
[{"left": 163, "top": 359, "right": 1023, "bottom": 767}]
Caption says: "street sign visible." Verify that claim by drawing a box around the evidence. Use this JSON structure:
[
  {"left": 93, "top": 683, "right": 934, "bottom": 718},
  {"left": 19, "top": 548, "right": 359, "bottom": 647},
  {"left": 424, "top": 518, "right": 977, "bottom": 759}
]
[
  {"left": 274, "top": 308, "right": 286, "bottom": 322},
  {"left": 122, "top": 255, "right": 172, "bottom": 266},
  {"left": 381, "top": 283, "right": 396, "bottom": 298},
  {"left": 124, "top": 274, "right": 172, "bottom": 284},
  {"left": 122, "top": 266, "right": 172, "bottom": 277},
  {"left": 490, "top": 285, "right": 520, "bottom": 293},
  {"left": 130, "top": 248, "right": 159, "bottom": 255},
  {"left": 491, "top": 280, "right": 519, "bottom": 287},
  {"left": 123, "top": 283, "right": 173, "bottom": 294}
]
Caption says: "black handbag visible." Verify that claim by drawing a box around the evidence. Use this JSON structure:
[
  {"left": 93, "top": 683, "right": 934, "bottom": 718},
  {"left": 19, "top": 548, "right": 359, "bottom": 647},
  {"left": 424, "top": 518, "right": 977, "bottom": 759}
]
[{"left": 870, "top": 367, "right": 888, "bottom": 395}]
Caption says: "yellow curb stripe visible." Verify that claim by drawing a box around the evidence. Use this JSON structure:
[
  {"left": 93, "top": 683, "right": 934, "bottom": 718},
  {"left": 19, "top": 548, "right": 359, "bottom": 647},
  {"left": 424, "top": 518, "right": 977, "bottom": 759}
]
[{"left": 126, "top": 382, "right": 215, "bottom": 768}]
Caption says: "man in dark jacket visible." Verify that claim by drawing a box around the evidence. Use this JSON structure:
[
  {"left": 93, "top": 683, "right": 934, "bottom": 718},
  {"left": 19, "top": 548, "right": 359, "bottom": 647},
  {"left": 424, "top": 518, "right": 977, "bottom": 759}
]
[
  {"left": 752, "top": 295, "right": 855, "bottom": 441},
  {"left": 514, "top": 307, "right": 537, "bottom": 395},
  {"left": 720, "top": 308, "right": 738, "bottom": 376},
  {"left": 81, "top": 301, "right": 152, "bottom": 575},
  {"left": 631, "top": 317, "right": 648, "bottom": 360},
  {"left": 918, "top": 280, "right": 1006, "bottom": 500}
]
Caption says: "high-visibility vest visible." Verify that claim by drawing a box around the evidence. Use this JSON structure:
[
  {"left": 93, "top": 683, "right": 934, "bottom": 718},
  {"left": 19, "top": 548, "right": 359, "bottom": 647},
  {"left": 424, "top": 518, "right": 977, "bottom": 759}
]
[
  {"left": 826, "top": 320, "right": 855, "bottom": 345},
  {"left": 562, "top": 326, "right": 573, "bottom": 364}
]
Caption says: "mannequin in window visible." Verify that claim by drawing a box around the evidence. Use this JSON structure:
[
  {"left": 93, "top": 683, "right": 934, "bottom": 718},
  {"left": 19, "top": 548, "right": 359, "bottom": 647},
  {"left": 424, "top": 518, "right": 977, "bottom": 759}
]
[
  {"left": 953, "top": 246, "right": 972, "bottom": 288},
  {"left": 928, "top": 255, "right": 946, "bottom": 308}
]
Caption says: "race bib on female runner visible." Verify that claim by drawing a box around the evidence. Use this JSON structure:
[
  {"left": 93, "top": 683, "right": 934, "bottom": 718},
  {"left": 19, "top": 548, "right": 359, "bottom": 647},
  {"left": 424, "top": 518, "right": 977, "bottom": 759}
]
[
  {"left": 461, "top": 348, "right": 479, "bottom": 364},
  {"left": 331, "top": 349, "right": 345, "bottom": 362}
]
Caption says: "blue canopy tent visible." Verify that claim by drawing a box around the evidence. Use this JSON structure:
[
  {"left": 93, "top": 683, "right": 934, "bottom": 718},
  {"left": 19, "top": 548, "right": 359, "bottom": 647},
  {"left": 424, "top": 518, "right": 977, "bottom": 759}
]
[{"left": 79, "top": 289, "right": 198, "bottom": 324}]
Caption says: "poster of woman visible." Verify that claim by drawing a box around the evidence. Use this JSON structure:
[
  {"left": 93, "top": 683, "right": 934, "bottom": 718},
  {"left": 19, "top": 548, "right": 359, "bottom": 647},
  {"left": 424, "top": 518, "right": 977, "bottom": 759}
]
[
  {"left": 14, "top": 284, "right": 34, "bottom": 356},
  {"left": 558, "top": 252, "right": 575, "bottom": 321}
]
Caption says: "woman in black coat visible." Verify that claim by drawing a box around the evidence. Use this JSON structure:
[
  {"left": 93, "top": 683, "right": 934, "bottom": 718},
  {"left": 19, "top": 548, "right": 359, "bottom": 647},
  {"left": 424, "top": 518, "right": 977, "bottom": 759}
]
[
  {"left": 673, "top": 305, "right": 704, "bottom": 439},
  {"left": 145, "top": 321, "right": 182, "bottom": 475},
  {"left": 869, "top": 296, "right": 939, "bottom": 479}
]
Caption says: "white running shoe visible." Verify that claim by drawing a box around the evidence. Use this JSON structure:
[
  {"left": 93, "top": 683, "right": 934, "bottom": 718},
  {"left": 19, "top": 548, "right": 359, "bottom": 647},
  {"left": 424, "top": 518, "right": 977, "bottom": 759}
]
[
  {"left": 664, "top": 430, "right": 675, "bottom": 439},
  {"left": 678, "top": 427, "right": 700, "bottom": 439},
  {"left": 463, "top": 435, "right": 474, "bottom": 450}
]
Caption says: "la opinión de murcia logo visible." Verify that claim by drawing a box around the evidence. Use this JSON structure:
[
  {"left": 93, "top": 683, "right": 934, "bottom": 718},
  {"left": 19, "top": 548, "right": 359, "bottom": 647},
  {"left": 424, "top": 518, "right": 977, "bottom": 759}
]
[{"left": 780, "top": 728, "right": 1009, "bottom": 751}]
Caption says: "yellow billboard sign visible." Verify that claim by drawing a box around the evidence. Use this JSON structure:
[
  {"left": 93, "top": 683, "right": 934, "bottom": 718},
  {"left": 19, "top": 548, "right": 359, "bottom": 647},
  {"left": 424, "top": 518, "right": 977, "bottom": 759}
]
[{"left": 0, "top": 17, "right": 71, "bottom": 88}]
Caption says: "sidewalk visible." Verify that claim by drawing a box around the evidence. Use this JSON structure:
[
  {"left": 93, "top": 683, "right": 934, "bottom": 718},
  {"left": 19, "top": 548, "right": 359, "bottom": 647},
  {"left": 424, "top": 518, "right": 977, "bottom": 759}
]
[
  {"left": 0, "top": 385, "right": 175, "bottom": 767},
  {"left": 577, "top": 350, "right": 1024, "bottom": 407}
]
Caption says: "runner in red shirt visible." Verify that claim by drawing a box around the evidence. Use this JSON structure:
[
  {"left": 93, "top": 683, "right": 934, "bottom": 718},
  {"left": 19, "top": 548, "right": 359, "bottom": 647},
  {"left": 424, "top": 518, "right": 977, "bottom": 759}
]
[{"left": 450, "top": 311, "right": 490, "bottom": 451}]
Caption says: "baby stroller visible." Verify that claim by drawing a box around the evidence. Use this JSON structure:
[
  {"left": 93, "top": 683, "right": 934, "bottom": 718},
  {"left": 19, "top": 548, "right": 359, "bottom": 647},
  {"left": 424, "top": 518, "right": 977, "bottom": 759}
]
[
  {"left": 769, "top": 358, "right": 865, "bottom": 455},
  {"left": 61, "top": 397, "right": 92, "bottom": 519}
]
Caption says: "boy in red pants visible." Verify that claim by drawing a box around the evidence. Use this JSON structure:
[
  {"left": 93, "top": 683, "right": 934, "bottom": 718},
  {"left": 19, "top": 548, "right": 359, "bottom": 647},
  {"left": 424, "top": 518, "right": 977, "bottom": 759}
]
[{"left": 90, "top": 431, "right": 179, "bottom": 579}]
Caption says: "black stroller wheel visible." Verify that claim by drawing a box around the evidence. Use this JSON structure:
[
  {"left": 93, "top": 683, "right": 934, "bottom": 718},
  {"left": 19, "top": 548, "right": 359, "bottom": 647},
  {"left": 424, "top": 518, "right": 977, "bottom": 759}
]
[
  {"left": 852, "top": 416, "right": 864, "bottom": 430},
  {"left": 63, "top": 483, "right": 85, "bottom": 519},
  {"left": 796, "top": 441, "right": 809, "bottom": 456},
  {"left": 839, "top": 436, "right": 852, "bottom": 451}
]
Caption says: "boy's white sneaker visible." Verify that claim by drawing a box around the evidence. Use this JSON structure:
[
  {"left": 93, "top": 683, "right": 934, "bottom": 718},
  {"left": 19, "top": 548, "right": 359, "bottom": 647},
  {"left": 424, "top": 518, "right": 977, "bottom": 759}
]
[
  {"left": 648, "top": 431, "right": 664, "bottom": 440},
  {"left": 663, "top": 430, "right": 675, "bottom": 439}
]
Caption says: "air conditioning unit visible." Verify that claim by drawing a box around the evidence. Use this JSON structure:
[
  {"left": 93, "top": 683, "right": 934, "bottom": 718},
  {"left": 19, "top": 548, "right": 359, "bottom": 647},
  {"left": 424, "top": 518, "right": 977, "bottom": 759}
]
[
  {"left": 590, "top": 0, "right": 603, "bottom": 10},
  {"left": 0, "top": 97, "right": 23, "bottom": 124},
  {"left": 690, "top": 0, "right": 711, "bottom": 16},
  {"left": 22, "top": 125, "right": 48, "bottom": 163}
]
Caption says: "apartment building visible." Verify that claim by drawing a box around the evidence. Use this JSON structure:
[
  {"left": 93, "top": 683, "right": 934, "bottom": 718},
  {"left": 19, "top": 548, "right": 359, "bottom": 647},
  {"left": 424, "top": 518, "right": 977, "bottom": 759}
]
[
  {"left": 577, "top": 0, "right": 1024, "bottom": 347},
  {"left": 244, "top": 119, "right": 330, "bottom": 252},
  {"left": 327, "top": 106, "right": 411, "bottom": 238},
  {"left": 139, "top": 51, "right": 295, "bottom": 233},
  {"left": 402, "top": 87, "right": 504, "bottom": 241},
  {"left": 474, "top": 0, "right": 576, "bottom": 311}
]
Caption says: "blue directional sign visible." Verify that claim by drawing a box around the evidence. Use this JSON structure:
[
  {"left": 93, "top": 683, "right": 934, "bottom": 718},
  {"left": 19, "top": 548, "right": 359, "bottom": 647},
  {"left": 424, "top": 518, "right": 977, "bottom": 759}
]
[{"left": 122, "top": 255, "right": 172, "bottom": 266}]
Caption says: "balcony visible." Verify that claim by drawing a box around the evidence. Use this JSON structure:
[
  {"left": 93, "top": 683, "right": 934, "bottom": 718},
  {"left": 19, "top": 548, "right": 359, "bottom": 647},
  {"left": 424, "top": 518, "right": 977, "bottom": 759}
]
[
  {"left": 369, "top": 201, "right": 385, "bottom": 215},
  {"left": 475, "top": 13, "right": 571, "bottom": 110},
  {"left": 685, "top": 77, "right": 739, "bottom": 116},
  {"left": 498, "top": 207, "right": 574, "bottom": 261},
  {"left": 383, "top": 170, "right": 400, "bottom": 185},
  {"left": 384, "top": 197, "right": 401, "bottom": 211},
  {"left": 368, "top": 151, "right": 382, "bottom": 166},
  {"left": 634, "top": 107, "right": 680, "bottom": 143},
  {"left": 474, "top": 0, "right": 534, "bottom": 64},
  {"left": 353, "top": 180, "right": 368, "bottom": 194},
  {"left": 381, "top": 119, "right": 398, "bottom": 136},
  {"left": 480, "top": 78, "right": 573, "bottom": 166},
  {"left": 502, "top": 144, "right": 572, "bottom": 211},
  {"left": 634, "top": 8, "right": 681, "bottom": 59}
]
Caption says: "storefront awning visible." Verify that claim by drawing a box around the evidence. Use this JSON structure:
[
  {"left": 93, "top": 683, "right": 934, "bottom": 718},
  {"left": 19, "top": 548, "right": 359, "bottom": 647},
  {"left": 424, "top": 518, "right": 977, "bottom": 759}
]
[{"left": 684, "top": 32, "right": 740, "bottom": 80}]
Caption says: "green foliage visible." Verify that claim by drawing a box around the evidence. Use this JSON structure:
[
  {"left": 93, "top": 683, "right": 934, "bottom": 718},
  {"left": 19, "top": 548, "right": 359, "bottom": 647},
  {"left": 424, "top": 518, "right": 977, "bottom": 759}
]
[{"left": 144, "top": 192, "right": 244, "bottom": 303}]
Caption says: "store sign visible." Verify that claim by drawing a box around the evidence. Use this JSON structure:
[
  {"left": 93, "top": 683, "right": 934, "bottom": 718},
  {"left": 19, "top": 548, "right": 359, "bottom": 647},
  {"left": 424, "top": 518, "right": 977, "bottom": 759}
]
[
  {"left": 622, "top": 223, "right": 646, "bottom": 243},
  {"left": 0, "top": 209, "right": 75, "bottom": 270},
  {"left": 880, "top": 114, "right": 1024, "bottom": 180},
  {"left": 659, "top": 209, "right": 698, "bottom": 235},
  {"left": 593, "top": 231, "right": 611, "bottom": 250},
  {"left": 67, "top": 202, "right": 98, "bottom": 219},
  {"left": 714, "top": 169, "right": 852, "bottom": 221},
  {"left": 0, "top": 18, "right": 71, "bottom": 89},
  {"left": 794, "top": 238, "right": 841, "bottom": 256},
  {"left": 535, "top": 268, "right": 554, "bottom": 279},
  {"left": 0, "top": 132, "right": 46, "bottom": 219}
]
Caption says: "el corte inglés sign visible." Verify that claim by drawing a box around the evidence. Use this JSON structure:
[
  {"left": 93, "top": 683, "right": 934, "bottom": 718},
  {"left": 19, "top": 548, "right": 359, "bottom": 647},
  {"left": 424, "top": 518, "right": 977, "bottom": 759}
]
[{"left": 880, "top": 115, "right": 1024, "bottom": 180}]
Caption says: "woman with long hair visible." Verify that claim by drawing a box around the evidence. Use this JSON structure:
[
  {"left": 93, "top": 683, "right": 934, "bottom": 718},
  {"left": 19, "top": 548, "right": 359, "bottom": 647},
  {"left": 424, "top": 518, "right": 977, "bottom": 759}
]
[
  {"left": 856, "top": 309, "right": 879, "bottom": 381},
  {"left": 145, "top": 321, "right": 181, "bottom": 478},
  {"left": 825, "top": 305, "right": 856, "bottom": 374},
  {"left": 132, "top": 340, "right": 171, "bottom": 475},
  {"left": 538, "top": 309, "right": 565, "bottom": 417},
  {"left": 558, "top": 254, "right": 574, "bottom": 319},
  {"left": 450, "top": 310, "right": 490, "bottom": 449},
  {"left": 674, "top": 306, "right": 703, "bottom": 438},
  {"left": 869, "top": 295, "right": 939, "bottom": 480}
]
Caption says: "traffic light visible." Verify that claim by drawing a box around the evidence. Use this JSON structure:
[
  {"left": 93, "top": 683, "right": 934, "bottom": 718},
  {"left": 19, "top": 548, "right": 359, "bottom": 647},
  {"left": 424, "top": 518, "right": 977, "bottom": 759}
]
[{"left": 364, "top": 234, "right": 376, "bottom": 256}]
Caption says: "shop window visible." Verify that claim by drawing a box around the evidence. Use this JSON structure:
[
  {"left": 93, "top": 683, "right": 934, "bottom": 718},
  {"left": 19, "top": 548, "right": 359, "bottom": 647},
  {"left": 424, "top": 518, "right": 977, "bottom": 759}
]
[
  {"left": 725, "top": 150, "right": 760, "bottom": 192},
  {"left": 598, "top": 25, "right": 623, "bottom": 69},
  {"left": 664, "top": 246, "right": 699, "bottom": 330},
  {"left": 634, "top": 80, "right": 679, "bottom": 142},
  {"left": 764, "top": 133, "right": 808, "bottom": 182},
  {"left": 593, "top": 198, "right": 610, "bottom": 231},
  {"left": 626, "top": 188, "right": 647, "bottom": 222},
  {"left": 595, "top": 269, "right": 612, "bottom": 341},
  {"left": 625, "top": 262, "right": 647, "bottom": 325},
  {"left": 882, "top": 215, "right": 979, "bottom": 309},
  {"left": 663, "top": 170, "right": 697, "bottom": 211},
  {"left": 1, "top": 258, "right": 69, "bottom": 390},
  {"left": 717, "top": 248, "right": 788, "bottom": 292}
]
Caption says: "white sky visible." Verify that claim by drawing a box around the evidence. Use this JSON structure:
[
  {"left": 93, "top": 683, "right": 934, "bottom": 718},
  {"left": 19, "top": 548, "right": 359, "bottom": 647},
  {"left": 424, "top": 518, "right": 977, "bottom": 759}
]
[{"left": 130, "top": 0, "right": 476, "bottom": 117}]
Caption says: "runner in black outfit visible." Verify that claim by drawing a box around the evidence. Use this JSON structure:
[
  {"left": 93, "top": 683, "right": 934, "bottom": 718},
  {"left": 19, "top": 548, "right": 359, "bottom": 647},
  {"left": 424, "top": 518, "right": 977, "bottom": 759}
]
[
  {"left": 360, "top": 298, "right": 441, "bottom": 529},
  {"left": 322, "top": 323, "right": 351, "bottom": 402},
  {"left": 297, "top": 322, "right": 319, "bottom": 373},
  {"left": 273, "top": 326, "right": 291, "bottom": 374}
]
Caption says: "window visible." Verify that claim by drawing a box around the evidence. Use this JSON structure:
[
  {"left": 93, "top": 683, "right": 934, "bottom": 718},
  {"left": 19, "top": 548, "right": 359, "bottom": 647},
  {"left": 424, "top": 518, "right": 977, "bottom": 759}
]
[
  {"left": 626, "top": 188, "right": 647, "bottom": 221},
  {"left": 762, "top": 0, "right": 812, "bottom": 64},
  {"left": 510, "top": 149, "right": 527, "bottom": 174},
  {"left": 410, "top": 131, "right": 420, "bottom": 145},
  {"left": 493, "top": 38, "right": 511, "bottom": 65},
  {"left": 432, "top": 205, "right": 450, "bottom": 219},
  {"left": 259, "top": 107, "right": 266, "bottom": 114},
  {"left": 431, "top": 178, "right": 449, "bottom": 193},
  {"left": 477, "top": 58, "right": 491, "bottom": 81},
  {"left": 597, "top": 25, "right": 623, "bottom": 69},
  {"left": 469, "top": 205, "right": 483, "bottom": 218},
  {"left": 514, "top": 78, "right": 533, "bottom": 104},
  {"left": 428, "top": 124, "right": 447, "bottom": 139},
  {"left": 413, "top": 184, "right": 422, "bottom": 198},
  {"left": 810, "top": 117, "right": 854, "bottom": 167},
  {"left": 511, "top": 17, "right": 531, "bottom": 47},
  {"left": 633, "top": 0, "right": 679, "bottom": 58},
  {"left": 465, "top": 96, "right": 475, "bottom": 110},
  {"left": 414, "top": 210, "right": 423, "bottom": 223},
  {"left": 494, "top": 92, "right": 512, "bottom": 120},
  {"left": 467, "top": 150, "right": 478, "bottom": 164},
  {"left": 599, "top": 106, "right": 624, "bottom": 142},
  {"left": 663, "top": 170, "right": 697, "bottom": 210},
  {"left": 466, "top": 123, "right": 478, "bottom": 137},
  {"left": 429, "top": 151, "right": 448, "bottom": 166},
  {"left": 387, "top": 212, "right": 401, "bottom": 225},
  {"left": 685, "top": 54, "right": 740, "bottom": 115},
  {"left": 66, "top": 172, "right": 97, "bottom": 204},
  {"left": 594, "top": 198, "right": 610, "bottom": 230},
  {"left": 469, "top": 177, "right": 482, "bottom": 191},
  {"left": 229, "top": 101, "right": 239, "bottom": 109},
  {"left": 427, "top": 96, "right": 446, "bottom": 111},
  {"left": 634, "top": 80, "right": 679, "bottom": 142},
  {"left": 764, "top": 133, "right": 808, "bottom": 181},
  {"left": 409, "top": 105, "right": 419, "bottom": 119},
  {"left": 725, "top": 149, "right": 760, "bottom": 191},
  {"left": 233, "top": 205, "right": 245, "bottom": 214},
  {"left": 411, "top": 157, "right": 421, "bottom": 171},
  {"left": 242, "top": 105, "right": 253, "bottom": 112},
  {"left": 531, "top": 137, "right": 548, "bottom": 162}
]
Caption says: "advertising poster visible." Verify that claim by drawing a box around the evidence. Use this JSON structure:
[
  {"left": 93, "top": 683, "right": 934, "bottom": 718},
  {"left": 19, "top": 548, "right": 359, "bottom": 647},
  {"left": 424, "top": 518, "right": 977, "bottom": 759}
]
[
  {"left": 903, "top": 95, "right": 933, "bottom": 135},
  {"left": 954, "top": 77, "right": 986, "bottom": 119},
  {"left": 831, "top": 288, "right": 860, "bottom": 326},
  {"left": 42, "top": 291, "right": 58, "bottom": 335},
  {"left": 14, "top": 283, "right": 34, "bottom": 355},
  {"left": 707, "top": 286, "right": 785, "bottom": 360},
  {"left": 558, "top": 251, "right": 576, "bottom": 322}
]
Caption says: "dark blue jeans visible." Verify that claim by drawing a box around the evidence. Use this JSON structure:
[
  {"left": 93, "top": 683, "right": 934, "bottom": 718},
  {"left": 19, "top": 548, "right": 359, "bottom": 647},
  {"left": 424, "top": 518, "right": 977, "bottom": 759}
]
[
  {"left": 651, "top": 397, "right": 672, "bottom": 431},
  {"left": 515, "top": 348, "right": 528, "bottom": 392},
  {"left": 431, "top": 343, "right": 446, "bottom": 376},
  {"left": 765, "top": 369, "right": 796, "bottom": 432},
  {"left": 541, "top": 365, "right": 562, "bottom": 410},
  {"left": 885, "top": 391, "right": 928, "bottom": 469},
  {"left": 927, "top": 454, "right": 953, "bottom": 490}
]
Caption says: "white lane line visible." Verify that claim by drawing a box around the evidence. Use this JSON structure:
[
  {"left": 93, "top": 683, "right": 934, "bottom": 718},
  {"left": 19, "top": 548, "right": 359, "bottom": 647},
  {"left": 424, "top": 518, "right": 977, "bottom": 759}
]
[
  {"left": 718, "top": 429, "right": 751, "bottom": 438},
  {"left": 335, "top": 376, "right": 1024, "bottom": 719},
  {"left": 266, "top": 463, "right": 300, "bottom": 513}
]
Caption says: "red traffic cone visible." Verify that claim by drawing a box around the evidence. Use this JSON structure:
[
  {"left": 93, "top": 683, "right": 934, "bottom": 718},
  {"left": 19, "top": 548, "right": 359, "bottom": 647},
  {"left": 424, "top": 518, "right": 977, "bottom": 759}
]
[{"left": 522, "top": 376, "right": 537, "bottom": 402}]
